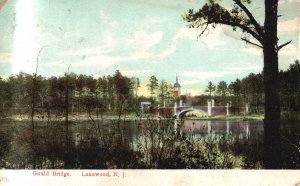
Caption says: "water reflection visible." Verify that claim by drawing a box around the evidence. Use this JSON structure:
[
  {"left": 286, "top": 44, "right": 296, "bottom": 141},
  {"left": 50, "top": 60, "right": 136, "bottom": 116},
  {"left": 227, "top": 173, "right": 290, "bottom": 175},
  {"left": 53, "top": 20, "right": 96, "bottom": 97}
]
[
  {"left": 0, "top": 119, "right": 265, "bottom": 169},
  {"left": 101, "top": 119, "right": 264, "bottom": 149},
  {"left": 177, "top": 120, "right": 263, "bottom": 139}
]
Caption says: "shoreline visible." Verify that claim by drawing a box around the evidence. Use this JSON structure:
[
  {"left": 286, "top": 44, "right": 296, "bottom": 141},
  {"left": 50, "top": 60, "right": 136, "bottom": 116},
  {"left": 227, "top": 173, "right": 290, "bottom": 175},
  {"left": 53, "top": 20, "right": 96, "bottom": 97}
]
[
  {"left": 0, "top": 113, "right": 264, "bottom": 122},
  {"left": 183, "top": 114, "right": 264, "bottom": 121}
]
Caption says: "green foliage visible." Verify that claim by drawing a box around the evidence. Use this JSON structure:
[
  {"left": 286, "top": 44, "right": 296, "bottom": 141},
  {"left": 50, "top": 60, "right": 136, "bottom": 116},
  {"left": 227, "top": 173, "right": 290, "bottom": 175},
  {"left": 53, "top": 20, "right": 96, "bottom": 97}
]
[
  {"left": 184, "top": 0, "right": 257, "bottom": 36},
  {"left": 279, "top": 60, "right": 300, "bottom": 112},
  {"left": 205, "top": 81, "right": 215, "bottom": 99},
  {"left": 147, "top": 75, "right": 159, "bottom": 98},
  {"left": 192, "top": 61, "right": 299, "bottom": 113},
  {"left": 0, "top": 117, "right": 299, "bottom": 169},
  {"left": 280, "top": 116, "right": 300, "bottom": 169},
  {"left": 0, "top": 71, "right": 142, "bottom": 117},
  {"left": 135, "top": 119, "right": 246, "bottom": 169},
  {"left": 157, "top": 80, "right": 174, "bottom": 107}
]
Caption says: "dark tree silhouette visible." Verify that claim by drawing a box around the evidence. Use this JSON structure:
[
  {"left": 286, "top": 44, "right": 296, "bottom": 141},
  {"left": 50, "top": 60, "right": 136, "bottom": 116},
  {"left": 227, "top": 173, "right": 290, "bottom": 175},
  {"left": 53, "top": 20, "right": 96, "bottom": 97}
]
[
  {"left": 30, "top": 48, "right": 44, "bottom": 168},
  {"left": 184, "top": 0, "right": 291, "bottom": 168},
  {"left": 205, "top": 81, "right": 215, "bottom": 99},
  {"left": 147, "top": 75, "right": 159, "bottom": 99},
  {"left": 217, "top": 81, "right": 228, "bottom": 105}
]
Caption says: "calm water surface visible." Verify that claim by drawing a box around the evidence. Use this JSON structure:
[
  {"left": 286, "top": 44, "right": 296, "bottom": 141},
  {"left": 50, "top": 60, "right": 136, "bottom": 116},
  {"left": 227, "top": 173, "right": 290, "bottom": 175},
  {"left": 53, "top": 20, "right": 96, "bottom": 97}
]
[{"left": 95, "top": 119, "right": 264, "bottom": 144}]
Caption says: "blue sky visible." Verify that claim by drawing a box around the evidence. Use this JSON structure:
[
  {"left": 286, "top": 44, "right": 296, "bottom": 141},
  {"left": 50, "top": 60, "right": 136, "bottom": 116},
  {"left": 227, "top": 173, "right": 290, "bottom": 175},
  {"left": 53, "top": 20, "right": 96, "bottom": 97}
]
[{"left": 0, "top": 0, "right": 299, "bottom": 95}]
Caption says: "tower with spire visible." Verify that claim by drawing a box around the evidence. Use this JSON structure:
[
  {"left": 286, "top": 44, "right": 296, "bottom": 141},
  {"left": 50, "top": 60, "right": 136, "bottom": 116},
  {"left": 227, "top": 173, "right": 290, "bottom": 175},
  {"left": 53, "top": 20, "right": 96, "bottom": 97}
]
[{"left": 173, "top": 74, "right": 181, "bottom": 97}]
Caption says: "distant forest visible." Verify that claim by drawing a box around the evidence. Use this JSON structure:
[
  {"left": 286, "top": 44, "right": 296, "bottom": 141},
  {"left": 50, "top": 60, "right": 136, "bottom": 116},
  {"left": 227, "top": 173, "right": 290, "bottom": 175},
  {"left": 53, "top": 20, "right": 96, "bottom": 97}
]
[
  {"left": 0, "top": 60, "right": 299, "bottom": 118},
  {"left": 192, "top": 60, "right": 300, "bottom": 114}
]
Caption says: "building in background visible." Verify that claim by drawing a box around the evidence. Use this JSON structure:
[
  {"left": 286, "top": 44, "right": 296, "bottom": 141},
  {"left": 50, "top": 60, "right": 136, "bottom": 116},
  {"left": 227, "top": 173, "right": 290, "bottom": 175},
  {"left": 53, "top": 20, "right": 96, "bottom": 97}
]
[{"left": 173, "top": 75, "right": 181, "bottom": 97}]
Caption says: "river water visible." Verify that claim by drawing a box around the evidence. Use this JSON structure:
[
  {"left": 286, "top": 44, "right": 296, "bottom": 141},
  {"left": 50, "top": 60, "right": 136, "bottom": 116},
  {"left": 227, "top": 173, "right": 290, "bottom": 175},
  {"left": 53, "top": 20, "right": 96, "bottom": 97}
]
[
  {"left": 0, "top": 118, "right": 265, "bottom": 168},
  {"left": 177, "top": 120, "right": 263, "bottom": 138},
  {"left": 74, "top": 119, "right": 264, "bottom": 146},
  {"left": 0, "top": 119, "right": 264, "bottom": 145}
]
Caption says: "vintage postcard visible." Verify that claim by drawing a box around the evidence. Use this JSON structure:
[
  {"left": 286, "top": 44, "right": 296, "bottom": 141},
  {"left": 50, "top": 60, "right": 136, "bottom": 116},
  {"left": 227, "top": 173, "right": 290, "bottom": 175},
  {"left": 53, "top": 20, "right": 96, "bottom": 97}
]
[{"left": 0, "top": 0, "right": 299, "bottom": 185}]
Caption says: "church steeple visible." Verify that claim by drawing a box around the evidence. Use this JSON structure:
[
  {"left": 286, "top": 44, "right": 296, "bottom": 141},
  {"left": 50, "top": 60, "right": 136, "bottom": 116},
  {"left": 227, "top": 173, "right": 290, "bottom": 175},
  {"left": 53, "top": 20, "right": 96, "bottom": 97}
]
[{"left": 173, "top": 74, "right": 181, "bottom": 97}]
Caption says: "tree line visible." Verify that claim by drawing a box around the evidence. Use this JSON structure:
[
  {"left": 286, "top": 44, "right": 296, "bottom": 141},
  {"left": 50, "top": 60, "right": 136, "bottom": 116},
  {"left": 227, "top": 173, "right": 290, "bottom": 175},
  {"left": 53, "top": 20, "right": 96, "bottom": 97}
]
[
  {"left": 1, "top": 60, "right": 298, "bottom": 118},
  {"left": 192, "top": 60, "right": 300, "bottom": 113},
  {"left": 0, "top": 70, "right": 144, "bottom": 118}
]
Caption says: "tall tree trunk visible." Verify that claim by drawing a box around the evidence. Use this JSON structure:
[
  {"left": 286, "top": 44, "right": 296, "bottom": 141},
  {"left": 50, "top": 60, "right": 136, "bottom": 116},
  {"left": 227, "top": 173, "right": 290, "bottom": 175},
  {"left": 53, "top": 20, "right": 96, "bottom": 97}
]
[
  {"left": 263, "top": 0, "right": 282, "bottom": 168},
  {"left": 31, "top": 76, "right": 36, "bottom": 169},
  {"left": 64, "top": 74, "right": 70, "bottom": 168}
]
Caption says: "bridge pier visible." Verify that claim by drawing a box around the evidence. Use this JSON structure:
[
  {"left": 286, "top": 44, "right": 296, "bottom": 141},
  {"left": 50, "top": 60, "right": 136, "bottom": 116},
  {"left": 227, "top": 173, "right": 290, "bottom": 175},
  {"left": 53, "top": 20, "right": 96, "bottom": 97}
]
[
  {"left": 226, "top": 103, "right": 230, "bottom": 116},
  {"left": 226, "top": 121, "right": 229, "bottom": 135},
  {"left": 246, "top": 121, "right": 249, "bottom": 139},
  {"left": 245, "top": 103, "right": 249, "bottom": 114},
  {"left": 207, "top": 100, "right": 212, "bottom": 116}
]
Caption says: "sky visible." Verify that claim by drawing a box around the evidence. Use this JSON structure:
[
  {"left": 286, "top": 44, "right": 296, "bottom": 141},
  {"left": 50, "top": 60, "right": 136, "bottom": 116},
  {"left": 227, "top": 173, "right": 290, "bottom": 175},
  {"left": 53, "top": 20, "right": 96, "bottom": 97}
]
[{"left": 0, "top": 0, "right": 299, "bottom": 96}]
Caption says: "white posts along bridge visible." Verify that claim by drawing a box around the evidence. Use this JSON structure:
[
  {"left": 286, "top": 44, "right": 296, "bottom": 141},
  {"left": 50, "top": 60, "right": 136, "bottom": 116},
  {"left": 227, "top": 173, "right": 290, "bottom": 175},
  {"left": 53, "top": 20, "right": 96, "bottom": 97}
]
[
  {"left": 173, "top": 105, "right": 229, "bottom": 119},
  {"left": 141, "top": 101, "right": 249, "bottom": 119}
]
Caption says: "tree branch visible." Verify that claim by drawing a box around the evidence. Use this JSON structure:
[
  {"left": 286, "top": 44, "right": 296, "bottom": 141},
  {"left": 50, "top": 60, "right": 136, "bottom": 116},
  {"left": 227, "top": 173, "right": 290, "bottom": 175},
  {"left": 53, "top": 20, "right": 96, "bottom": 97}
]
[
  {"left": 232, "top": 0, "right": 264, "bottom": 37},
  {"left": 214, "top": 19, "right": 263, "bottom": 44},
  {"left": 185, "top": 2, "right": 263, "bottom": 45},
  {"left": 278, "top": 40, "right": 292, "bottom": 51},
  {"left": 35, "top": 47, "right": 44, "bottom": 75},
  {"left": 196, "top": 22, "right": 209, "bottom": 39},
  {"left": 241, "top": 37, "right": 263, "bottom": 48}
]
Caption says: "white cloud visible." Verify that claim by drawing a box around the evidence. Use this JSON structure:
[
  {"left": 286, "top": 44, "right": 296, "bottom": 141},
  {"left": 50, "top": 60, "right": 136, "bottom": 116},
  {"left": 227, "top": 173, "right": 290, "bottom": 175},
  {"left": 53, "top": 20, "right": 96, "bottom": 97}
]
[
  {"left": 57, "top": 30, "right": 175, "bottom": 67},
  {"left": 39, "top": 60, "right": 66, "bottom": 68},
  {"left": 181, "top": 71, "right": 241, "bottom": 82},
  {"left": 180, "top": 64, "right": 262, "bottom": 82},
  {"left": 241, "top": 47, "right": 263, "bottom": 56},
  {"left": 279, "top": 43, "right": 299, "bottom": 56},
  {"left": 71, "top": 56, "right": 114, "bottom": 69},
  {"left": 63, "top": 32, "right": 82, "bottom": 39},
  {"left": 130, "top": 31, "right": 163, "bottom": 53},
  {"left": 278, "top": 18, "right": 300, "bottom": 32},
  {"left": 180, "top": 79, "right": 204, "bottom": 85},
  {"left": 158, "top": 44, "right": 176, "bottom": 58},
  {"left": 121, "top": 69, "right": 152, "bottom": 76},
  {"left": 174, "top": 27, "right": 227, "bottom": 48},
  {"left": 279, "top": 0, "right": 300, "bottom": 4},
  {"left": 99, "top": 12, "right": 119, "bottom": 29},
  {"left": 58, "top": 46, "right": 113, "bottom": 57},
  {"left": 160, "top": 26, "right": 227, "bottom": 61},
  {"left": 59, "top": 35, "right": 113, "bottom": 56},
  {"left": 38, "top": 32, "right": 59, "bottom": 46},
  {"left": 57, "top": 47, "right": 175, "bottom": 70},
  {"left": 0, "top": 53, "right": 11, "bottom": 64},
  {"left": 288, "top": 0, "right": 299, "bottom": 2},
  {"left": 129, "top": 17, "right": 167, "bottom": 28},
  {"left": 57, "top": 48, "right": 160, "bottom": 69},
  {"left": 40, "top": 56, "right": 114, "bottom": 70},
  {"left": 174, "top": 28, "right": 199, "bottom": 41},
  {"left": 230, "top": 64, "right": 262, "bottom": 72},
  {"left": 123, "top": 30, "right": 175, "bottom": 60}
]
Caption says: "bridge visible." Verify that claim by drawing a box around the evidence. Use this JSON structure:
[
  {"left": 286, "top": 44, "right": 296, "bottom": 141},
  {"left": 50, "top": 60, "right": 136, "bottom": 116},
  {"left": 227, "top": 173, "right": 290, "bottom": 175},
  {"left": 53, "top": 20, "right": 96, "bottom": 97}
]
[
  {"left": 141, "top": 101, "right": 249, "bottom": 119},
  {"left": 175, "top": 106, "right": 227, "bottom": 118},
  {"left": 143, "top": 105, "right": 237, "bottom": 119}
]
